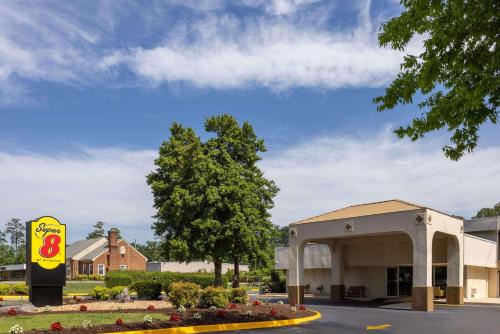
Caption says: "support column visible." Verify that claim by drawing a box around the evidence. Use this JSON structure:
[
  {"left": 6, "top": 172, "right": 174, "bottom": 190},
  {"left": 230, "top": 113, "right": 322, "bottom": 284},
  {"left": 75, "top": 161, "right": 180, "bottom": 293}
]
[
  {"left": 412, "top": 228, "right": 433, "bottom": 311},
  {"left": 446, "top": 236, "right": 464, "bottom": 305},
  {"left": 330, "top": 241, "right": 345, "bottom": 300},
  {"left": 287, "top": 242, "right": 305, "bottom": 305}
]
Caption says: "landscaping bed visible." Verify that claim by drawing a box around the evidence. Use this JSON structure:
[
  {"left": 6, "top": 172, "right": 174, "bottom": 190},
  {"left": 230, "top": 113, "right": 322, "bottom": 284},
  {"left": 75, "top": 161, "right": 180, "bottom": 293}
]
[{"left": 3, "top": 304, "right": 314, "bottom": 333}]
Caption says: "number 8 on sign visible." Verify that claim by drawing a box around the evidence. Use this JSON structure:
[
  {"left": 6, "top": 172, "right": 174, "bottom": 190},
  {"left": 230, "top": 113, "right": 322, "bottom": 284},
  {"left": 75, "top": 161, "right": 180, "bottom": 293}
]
[{"left": 39, "top": 234, "right": 61, "bottom": 258}]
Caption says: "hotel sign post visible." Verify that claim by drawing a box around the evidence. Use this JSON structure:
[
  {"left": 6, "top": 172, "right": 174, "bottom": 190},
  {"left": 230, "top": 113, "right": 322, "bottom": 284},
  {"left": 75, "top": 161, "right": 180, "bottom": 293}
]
[{"left": 26, "top": 216, "right": 66, "bottom": 306}]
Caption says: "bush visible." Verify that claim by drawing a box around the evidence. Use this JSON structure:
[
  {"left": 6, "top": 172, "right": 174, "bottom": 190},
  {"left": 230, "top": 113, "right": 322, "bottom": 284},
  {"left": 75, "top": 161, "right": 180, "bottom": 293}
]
[
  {"left": 89, "top": 286, "right": 110, "bottom": 300},
  {"left": 229, "top": 288, "right": 248, "bottom": 304},
  {"left": 75, "top": 274, "right": 89, "bottom": 281},
  {"left": 10, "top": 284, "right": 28, "bottom": 295},
  {"left": 105, "top": 270, "right": 228, "bottom": 292},
  {"left": 199, "top": 286, "right": 228, "bottom": 308},
  {"left": 168, "top": 282, "right": 201, "bottom": 307},
  {"left": 269, "top": 269, "right": 286, "bottom": 293},
  {"left": 109, "top": 286, "right": 124, "bottom": 298},
  {"left": 131, "top": 280, "right": 162, "bottom": 300},
  {"left": 88, "top": 274, "right": 104, "bottom": 281},
  {"left": 0, "top": 284, "right": 11, "bottom": 295}
]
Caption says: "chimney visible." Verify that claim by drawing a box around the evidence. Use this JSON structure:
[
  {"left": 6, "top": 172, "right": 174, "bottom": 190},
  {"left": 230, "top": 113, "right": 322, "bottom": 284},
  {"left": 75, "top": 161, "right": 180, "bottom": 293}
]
[{"left": 108, "top": 228, "right": 118, "bottom": 248}]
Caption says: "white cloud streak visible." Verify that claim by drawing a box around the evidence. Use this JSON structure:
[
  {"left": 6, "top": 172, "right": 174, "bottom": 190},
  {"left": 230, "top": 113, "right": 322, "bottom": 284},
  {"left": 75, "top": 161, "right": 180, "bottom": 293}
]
[{"left": 1, "top": 130, "right": 498, "bottom": 242}]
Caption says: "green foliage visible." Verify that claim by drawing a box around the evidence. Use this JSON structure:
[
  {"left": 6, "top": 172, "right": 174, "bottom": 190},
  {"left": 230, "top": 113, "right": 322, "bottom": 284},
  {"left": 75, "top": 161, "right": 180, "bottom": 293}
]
[
  {"left": 147, "top": 115, "right": 279, "bottom": 286},
  {"left": 109, "top": 286, "right": 125, "bottom": 298},
  {"left": 229, "top": 288, "right": 249, "bottom": 304},
  {"left": 374, "top": 0, "right": 499, "bottom": 160},
  {"left": 0, "top": 284, "right": 10, "bottom": 295},
  {"left": 89, "top": 286, "right": 110, "bottom": 300},
  {"left": 75, "top": 274, "right": 104, "bottom": 281},
  {"left": 167, "top": 282, "right": 201, "bottom": 307},
  {"left": 0, "top": 284, "right": 28, "bottom": 295},
  {"left": 104, "top": 270, "right": 227, "bottom": 292},
  {"left": 474, "top": 202, "right": 500, "bottom": 218},
  {"left": 199, "top": 286, "right": 229, "bottom": 308},
  {"left": 262, "top": 269, "right": 286, "bottom": 293},
  {"left": 131, "top": 280, "right": 162, "bottom": 300},
  {"left": 130, "top": 241, "right": 166, "bottom": 262},
  {"left": 87, "top": 221, "right": 105, "bottom": 239}
]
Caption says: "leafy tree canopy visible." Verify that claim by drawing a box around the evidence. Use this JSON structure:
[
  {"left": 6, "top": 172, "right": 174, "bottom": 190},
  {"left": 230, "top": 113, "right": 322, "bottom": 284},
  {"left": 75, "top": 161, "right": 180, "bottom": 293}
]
[
  {"left": 474, "top": 202, "right": 500, "bottom": 218},
  {"left": 87, "top": 221, "right": 105, "bottom": 239},
  {"left": 375, "top": 0, "right": 498, "bottom": 160}
]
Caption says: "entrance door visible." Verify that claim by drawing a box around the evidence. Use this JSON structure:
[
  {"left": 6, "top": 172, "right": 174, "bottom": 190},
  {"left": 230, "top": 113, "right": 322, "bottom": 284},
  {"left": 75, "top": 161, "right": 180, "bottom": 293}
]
[
  {"left": 387, "top": 267, "right": 398, "bottom": 297},
  {"left": 398, "top": 266, "right": 413, "bottom": 297}
]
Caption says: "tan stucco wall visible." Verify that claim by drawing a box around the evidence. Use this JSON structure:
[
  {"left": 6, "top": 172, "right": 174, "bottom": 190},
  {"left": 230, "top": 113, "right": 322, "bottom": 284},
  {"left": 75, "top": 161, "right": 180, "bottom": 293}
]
[
  {"left": 464, "top": 235, "right": 497, "bottom": 268},
  {"left": 465, "top": 266, "right": 488, "bottom": 299}
]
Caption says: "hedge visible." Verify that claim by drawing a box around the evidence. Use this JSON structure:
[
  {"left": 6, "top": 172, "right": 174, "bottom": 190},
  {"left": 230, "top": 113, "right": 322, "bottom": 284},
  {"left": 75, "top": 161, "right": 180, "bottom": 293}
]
[
  {"left": 131, "top": 280, "right": 162, "bottom": 300},
  {"left": 105, "top": 270, "right": 228, "bottom": 292}
]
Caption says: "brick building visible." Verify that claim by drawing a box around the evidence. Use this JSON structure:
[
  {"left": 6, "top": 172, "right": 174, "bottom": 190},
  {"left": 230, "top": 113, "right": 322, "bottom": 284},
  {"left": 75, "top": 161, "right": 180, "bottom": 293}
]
[{"left": 66, "top": 228, "right": 147, "bottom": 279}]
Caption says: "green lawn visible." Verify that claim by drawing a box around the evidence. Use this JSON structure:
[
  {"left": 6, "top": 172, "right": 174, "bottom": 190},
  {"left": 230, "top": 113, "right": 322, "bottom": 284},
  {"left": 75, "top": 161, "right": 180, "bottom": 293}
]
[
  {"left": 0, "top": 312, "right": 169, "bottom": 332},
  {"left": 63, "top": 281, "right": 105, "bottom": 295}
]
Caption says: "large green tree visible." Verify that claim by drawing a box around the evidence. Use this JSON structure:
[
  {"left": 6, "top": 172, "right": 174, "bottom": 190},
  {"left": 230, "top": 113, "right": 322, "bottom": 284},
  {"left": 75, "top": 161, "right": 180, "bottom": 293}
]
[
  {"left": 147, "top": 115, "right": 278, "bottom": 286},
  {"left": 5, "top": 218, "right": 24, "bottom": 259},
  {"left": 473, "top": 202, "right": 500, "bottom": 218},
  {"left": 87, "top": 221, "right": 105, "bottom": 239},
  {"left": 375, "top": 0, "right": 498, "bottom": 160}
]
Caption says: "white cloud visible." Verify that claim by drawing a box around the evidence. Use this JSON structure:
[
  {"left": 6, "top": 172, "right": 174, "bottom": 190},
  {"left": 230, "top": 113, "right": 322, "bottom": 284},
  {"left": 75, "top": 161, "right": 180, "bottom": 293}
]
[
  {"left": 108, "top": 7, "right": 418, "bottom": 91},
  {"left": 1, "top": 130, "right": 498, "bottom": 242},
  {"left": 0, "top": 147, "right": 156, "bottom": 241},
  {"left": 261, "top": 129, "right": 500, "bottom": 225}
]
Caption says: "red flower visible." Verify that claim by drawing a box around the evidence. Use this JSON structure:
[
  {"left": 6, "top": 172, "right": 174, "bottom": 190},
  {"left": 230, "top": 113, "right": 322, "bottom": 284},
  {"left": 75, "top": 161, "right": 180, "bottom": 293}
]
[
  {"left": 0, "top": 297, "right": 3, "bottom": 301},
  {"left": 7, "top": 308, "right": 16, "bottom": 316},
  {"left": 229, "top": 303, "right": 237, "bottom": 309},
  {"left": 170, "top": 313, "right": 181, "bottom": 322},
  {"left": 147, "top": 305, "right": 155, "bottom": 311},
  {"left": 270, "top": 308, "right": 277, "bottom": 316},
  {"left": 80, "top": 304, "right": 88, "bottom": 311},
  {"left": 50, "top": 322, "right": 63, "bottom": 331},
  {"left": 116, "top": 318, "right": 124, "bottom": 326},
  {"left": 253, "top": 300, "right": 261, "bottom": 306},
  {"left": 299, "top": 305, "right": 306, "bottom": 311},
  {"left": 216, "top": 310, "right": 226, "bottom": 318}
]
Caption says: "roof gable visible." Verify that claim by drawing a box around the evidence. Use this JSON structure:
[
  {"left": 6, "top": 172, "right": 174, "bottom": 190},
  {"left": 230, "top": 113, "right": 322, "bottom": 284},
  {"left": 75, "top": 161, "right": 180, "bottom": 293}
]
[
  {"left": 292, "top": 199, "right": 423, "bottom": 225},
  {"left": 66, "top": 237, "right": 107, "bottom": 260}
]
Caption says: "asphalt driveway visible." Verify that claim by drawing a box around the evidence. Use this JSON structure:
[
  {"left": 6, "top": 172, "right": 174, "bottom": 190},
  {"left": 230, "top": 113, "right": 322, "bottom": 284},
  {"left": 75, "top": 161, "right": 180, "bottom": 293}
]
[{"left": 218, "top": 298, "right": 500, "bottom": 334}]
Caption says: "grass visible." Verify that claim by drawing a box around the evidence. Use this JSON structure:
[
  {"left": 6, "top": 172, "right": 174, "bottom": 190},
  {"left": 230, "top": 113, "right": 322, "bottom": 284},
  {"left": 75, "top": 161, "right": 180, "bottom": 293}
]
[
  {"left": 63, "top": 281, "right": 105, "bottom": 295},
  {"left": 0, "top": 312, "right": 170, "bottom": 332}
]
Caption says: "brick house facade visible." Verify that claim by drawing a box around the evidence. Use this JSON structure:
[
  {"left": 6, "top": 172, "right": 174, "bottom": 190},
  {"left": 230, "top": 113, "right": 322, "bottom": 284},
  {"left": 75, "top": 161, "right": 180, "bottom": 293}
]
[{"left": 66, "top": 229, "right": 147, "bottom": 279}]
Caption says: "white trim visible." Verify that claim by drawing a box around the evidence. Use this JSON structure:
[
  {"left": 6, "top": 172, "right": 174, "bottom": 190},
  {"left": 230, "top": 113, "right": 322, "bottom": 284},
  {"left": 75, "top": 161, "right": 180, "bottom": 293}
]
[
  {"left": 120, "top": 265, "right": 127, "bottom": 271},
  {"left": 118, "top": 239, "right": 148, "bottom": 261},
  {"left": 71, "top": 238, "right": 108, "bottom": 261},
  {"left": 98, "top": 264, "right": 105, "bottom": 275}
]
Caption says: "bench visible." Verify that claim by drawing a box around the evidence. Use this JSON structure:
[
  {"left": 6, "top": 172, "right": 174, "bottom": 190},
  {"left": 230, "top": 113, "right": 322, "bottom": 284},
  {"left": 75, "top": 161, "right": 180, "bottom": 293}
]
[{"left": 346, "top": 286, "right": 366, "bottom": 298}]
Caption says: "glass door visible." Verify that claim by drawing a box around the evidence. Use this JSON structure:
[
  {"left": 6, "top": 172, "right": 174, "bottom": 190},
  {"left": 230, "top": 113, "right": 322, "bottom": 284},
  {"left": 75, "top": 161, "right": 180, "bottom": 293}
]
[
  {"left": 398, "top": 266, "right": 413, "bottom": 297},
  {"left": 386, "top": 267, "right": 398, "bottom": 297}
]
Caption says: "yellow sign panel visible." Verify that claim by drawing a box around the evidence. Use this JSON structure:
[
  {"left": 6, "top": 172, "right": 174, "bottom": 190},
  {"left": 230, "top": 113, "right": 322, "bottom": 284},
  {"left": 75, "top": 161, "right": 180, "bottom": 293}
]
[{"left": 30, "top": 216, "right": 66, "bottom": 270}]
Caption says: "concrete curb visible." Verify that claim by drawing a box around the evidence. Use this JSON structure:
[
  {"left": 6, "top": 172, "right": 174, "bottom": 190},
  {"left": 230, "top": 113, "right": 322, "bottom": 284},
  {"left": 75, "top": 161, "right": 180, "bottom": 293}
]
[{"left": 103, "top": 310, "right": 321, "bottom": 334}]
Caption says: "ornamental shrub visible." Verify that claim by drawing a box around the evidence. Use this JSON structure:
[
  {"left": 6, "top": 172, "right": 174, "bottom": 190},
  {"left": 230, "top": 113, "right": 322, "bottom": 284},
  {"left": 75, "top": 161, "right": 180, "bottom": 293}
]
[
  {"left": 105, "top": 270, "right": 228, "bottom": 291},
  {"left": 75, "top": 274, "right": 89, "bottom": 281},
  {"left": 0, "top": 284, "right": 10, "bottom": 295},
  {"left": 229, "top": 288, "right": 249, "bottom": 304},
  {"left": 89, "top": 286, "right": 110, "bottom": 300},
  {"left": 9, "top": 324, "right": 23, "bottom": 334},
  {"left": 131, "top": 280, "right": 162, "bottom": 300},
  {"left": 168, "top": 282, "right": 201, "bottom": 307},
  {"left": 109, "top": 286, "right": 124, "bottom": 298},
  {"left": 115, "top": 318, "right": 124, "bottom": 326},
  {"left": 50, "top": 322, "right": 63, "bottom": 331},
  {"left": 79, "top": 304, "right": 88, "bottom": 311},
  {"left": 198, "top": 286, "right": 228, "bottom": 308}
]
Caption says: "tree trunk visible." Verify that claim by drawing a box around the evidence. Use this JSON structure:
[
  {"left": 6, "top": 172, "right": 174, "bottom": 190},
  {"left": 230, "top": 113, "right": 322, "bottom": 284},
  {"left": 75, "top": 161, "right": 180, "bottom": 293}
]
[
  {"left": 232, "top": 256, "right": 240, "bottom": 288},
  {"left": 214, "top": 258, "right": 223, "bottom": 287}
]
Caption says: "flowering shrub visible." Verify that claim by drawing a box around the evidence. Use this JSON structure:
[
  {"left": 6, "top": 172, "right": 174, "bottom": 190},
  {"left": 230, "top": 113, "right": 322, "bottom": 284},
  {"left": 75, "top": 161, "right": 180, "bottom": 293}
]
[
  {"left": 177, "top": 305, "right": 186, "bottom": 313},
  {"left": 147, "top": 305, "right": 155, "bottom": 311},
  {"left": 209, "top": 306, "right": 217, "bottom": 311},
  {"left": 270, "top": 308, "right": 277, "bottom": 316},
  {"left": 43, "top": 305, "right": 51, "bottom": 312},
  {"left": 216, "top": 310, "right": 226, "bottom": 318},
  {"left": 277, "top": 301, "right": 284, "bottom": 305},
  {"left": 9, "top": 324, "right": 23, "bottom": 334},
  {"left": 299, "top": 305, "right": 306, "bottom": 311},
  {"left": 80, "top": 304, "right": 88, "bottom": 311},
  {"left": 229, "top": 303, "right": 237, "bottom": 309},
  {"left": 82, "top": 320, "right": 92, "bottom": 329},
  {"left": 50, "top": 322, "right": 63, "bottom": 331},
  {"left": 143, "top": 315, "right": 153, "bottom": 324},
  {"left": 90, "top": 286, "right": 111, "bottom": 300},
  {"left": 253, "top": 300, "right": 261, "bottom": 306},
  {"left": 290, "top": 306, "right": 297, "bottom": 313},
  {"left": 167, "top": 282, "right": 201, "bottom": 307},
  {"left": 7, "top": 308, "right": 17, "bottom": 316},
  {"left": 199, "top": 286, "right": 228, "bottom": 308},
  {"left": 229, "top": 288, "right": 249, "bottom": 304},
  {"left": 170, "top": 313, "right": 182, "bottom": 322},
  {"left": 192, "top": 312, "right": 202, "bottom": 320},
  {"left": 115, "top": 318, "right": 124, "bottom": 326}
]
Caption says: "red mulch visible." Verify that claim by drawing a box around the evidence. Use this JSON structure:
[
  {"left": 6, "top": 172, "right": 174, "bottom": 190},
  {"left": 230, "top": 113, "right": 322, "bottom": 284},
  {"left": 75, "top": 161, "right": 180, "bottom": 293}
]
[{"left": 22, "top": 304, "right": 314, "bottom": 334}]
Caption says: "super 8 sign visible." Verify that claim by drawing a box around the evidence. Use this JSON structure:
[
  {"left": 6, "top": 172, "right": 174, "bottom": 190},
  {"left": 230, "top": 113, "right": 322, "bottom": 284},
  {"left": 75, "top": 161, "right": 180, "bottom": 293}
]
[{"left": 30, "top": 216, "right": 65, "bottom": 270}]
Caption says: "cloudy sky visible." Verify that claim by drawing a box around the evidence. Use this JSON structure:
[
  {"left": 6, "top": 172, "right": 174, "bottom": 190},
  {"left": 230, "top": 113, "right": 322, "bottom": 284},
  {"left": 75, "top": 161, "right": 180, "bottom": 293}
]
[{"left": 1, "top": 0, "right": 499, "bottom": 243}]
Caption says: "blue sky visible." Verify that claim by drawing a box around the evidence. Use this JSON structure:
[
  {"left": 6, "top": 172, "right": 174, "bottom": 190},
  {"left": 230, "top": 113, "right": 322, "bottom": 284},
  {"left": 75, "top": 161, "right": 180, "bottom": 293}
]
[{"left": 1, "top": 0, "right": 499, "bottom": 243}]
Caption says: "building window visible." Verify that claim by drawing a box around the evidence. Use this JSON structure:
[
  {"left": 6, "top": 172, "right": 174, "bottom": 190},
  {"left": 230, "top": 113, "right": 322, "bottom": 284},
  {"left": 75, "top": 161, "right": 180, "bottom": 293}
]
[
  {"left": 98, "top": 264, "right": 105, "bottom": 275},
  {"left": 120, "top": 265, "right": 127, "bottom": 271},
  {"left": 120, "top": 246, "right": 126, "bottom": 255},
  {"left": 66, "top": 265, "right": 70, "bottom": 276},
  {"left": 82, "top": 264, "right": 86, "bottom": 275}
]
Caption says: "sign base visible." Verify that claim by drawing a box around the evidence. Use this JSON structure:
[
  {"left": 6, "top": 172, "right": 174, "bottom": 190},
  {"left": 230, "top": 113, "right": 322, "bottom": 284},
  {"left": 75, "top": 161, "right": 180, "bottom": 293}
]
[{"left": 29, "top": 286, "right": 63, "bottom": 307}]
